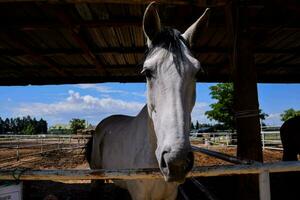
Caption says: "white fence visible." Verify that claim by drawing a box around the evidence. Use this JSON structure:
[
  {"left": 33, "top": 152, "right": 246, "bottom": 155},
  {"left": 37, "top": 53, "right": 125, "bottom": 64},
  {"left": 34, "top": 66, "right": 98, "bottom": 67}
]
[
  {"left": 0, "top": 134, "right": 91, "bottom": 165},
  {"left": 191, "top": 131, "right": 283, "bottom": 150}
]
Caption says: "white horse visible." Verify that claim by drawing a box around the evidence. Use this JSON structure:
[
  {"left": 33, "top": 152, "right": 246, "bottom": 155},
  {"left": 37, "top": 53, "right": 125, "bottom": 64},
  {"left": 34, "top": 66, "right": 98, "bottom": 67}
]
[{"left": 86, "top": 2, "right": 210, "bottom": 200}]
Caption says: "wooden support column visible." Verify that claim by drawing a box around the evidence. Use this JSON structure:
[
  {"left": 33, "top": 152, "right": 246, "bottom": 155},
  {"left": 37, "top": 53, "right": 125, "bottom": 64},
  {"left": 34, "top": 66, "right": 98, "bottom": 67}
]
[
  {"left": 233, "top": 36, "right": 262, "bottom": 162},
  {"left": 226, "top": 2, "right": 263, "bottom": 200},
  {"left": 230, "top": 1, "right": 263, "bottom": 163}
]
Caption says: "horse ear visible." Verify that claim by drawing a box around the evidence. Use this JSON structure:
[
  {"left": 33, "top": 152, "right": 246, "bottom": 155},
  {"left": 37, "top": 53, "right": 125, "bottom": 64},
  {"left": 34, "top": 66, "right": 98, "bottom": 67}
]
[
  {"left": 182, "top": 8, "right": 210, "bottom": 47},
  {"left": 143, "top": 2, "right": 161, "bottom": 45}
]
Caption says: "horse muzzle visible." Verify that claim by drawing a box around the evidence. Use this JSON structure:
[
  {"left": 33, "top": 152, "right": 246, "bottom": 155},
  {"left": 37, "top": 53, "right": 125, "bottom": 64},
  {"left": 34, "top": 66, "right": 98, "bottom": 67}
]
[{"left": 159, "top": 150, "right": 194, "bottom": 183}]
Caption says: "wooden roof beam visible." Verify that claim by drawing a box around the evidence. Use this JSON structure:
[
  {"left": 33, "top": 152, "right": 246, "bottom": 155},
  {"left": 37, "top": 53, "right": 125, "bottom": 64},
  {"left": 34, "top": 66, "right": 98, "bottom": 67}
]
[
  {"left": 2, "top": 21, "right": 300, "bottom": 31},
  {"left": 1, "top": 63, "right": 299, "bottom": 86},
  {"left": 1, "top": 46, "right": 299, "bottom": 57},
  {"left": 0, "top": 0, "right": 229, "bottom": 7},
  {"left": 2, "top": 63, "right": 294, "bottom": 70},
  {"left": 1, "top": 19, "right": 141, "bottom": 31},
  {"left": 0, "top": 47, "right": 230, "bottom": 56}
]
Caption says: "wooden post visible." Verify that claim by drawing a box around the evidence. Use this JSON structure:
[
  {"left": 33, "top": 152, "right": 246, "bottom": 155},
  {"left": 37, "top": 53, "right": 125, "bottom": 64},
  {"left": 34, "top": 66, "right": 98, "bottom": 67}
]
[
  {"left": 226, "top": 2, "right": 263, "bottom": 161},
  {"left": 40, "top": 138, "right": 43, "bottom": 154},
  {"left": 259, "top": 171, "right": 271, "bottom": 200},
  {"left": 232, "top": 18, "right": 263, "bottom": 162},
  {"left": 262, "top": 131, "right": 265, "bottom": 150},
  {"left": 225, "top": 2, "right": 263, "bottom": 199},
  {"left": 16, "top": 138, "right": 20, "bottom": 161},
  {"left": 226, "top": 132, "right": 230, "bottom": 146}
]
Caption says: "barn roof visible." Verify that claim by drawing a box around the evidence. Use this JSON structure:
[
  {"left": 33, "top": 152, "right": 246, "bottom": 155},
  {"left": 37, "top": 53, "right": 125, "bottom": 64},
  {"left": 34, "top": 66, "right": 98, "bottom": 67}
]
[{"left": 0, "top": 0, "right": 299, "bottom": 85}]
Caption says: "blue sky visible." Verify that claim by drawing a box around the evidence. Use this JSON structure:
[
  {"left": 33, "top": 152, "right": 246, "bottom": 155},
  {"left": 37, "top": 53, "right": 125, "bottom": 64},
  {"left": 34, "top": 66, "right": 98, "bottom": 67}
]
[{"left": 0, "top": 83, "right": 299, "bottom": 127}]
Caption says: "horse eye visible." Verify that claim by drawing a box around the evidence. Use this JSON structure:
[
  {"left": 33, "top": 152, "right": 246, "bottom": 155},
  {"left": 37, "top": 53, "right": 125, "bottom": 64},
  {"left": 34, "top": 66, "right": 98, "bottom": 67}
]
[{"left": 141, "top": 69, "right": 153, "bottom": 79}]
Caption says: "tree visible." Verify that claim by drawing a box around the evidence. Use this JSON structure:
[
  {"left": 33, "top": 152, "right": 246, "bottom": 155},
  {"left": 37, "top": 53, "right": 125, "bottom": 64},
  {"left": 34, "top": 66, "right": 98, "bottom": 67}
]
[
  {"left": 190, "top": 122, "right": 195, "bottom": 130},
  {"left": 70, "top": 118, "right": 86, "bottom": 134},
  {"left": 0, "top": 116, "right": 48, "bottom": 135},
  {"left": 22, "top": 124, "right": 36, "bottom": 135},
  {"left": 0, "top": 117, "right": 4, "bottom": 134},
  {"left": 205, "top": 83, "right": 235, "bottom": 130},
  {"left": 280, "top": 108, "right": 300, "bottom": 122},
  {"left": 195, "top": 120, "right": 200, "bottom": 129},
  {"left": 205, "top": 83, "right": 268, "bottom": 130},
  {"left": 4, "top": 118, "right": 10, "bottom": 133}
]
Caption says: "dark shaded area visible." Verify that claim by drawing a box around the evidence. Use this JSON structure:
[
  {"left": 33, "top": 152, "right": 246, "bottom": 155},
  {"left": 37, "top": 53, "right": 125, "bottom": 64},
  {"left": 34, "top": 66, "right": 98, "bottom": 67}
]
[
  {"left": 85, "top": 135, "right": 93, "bottom": 166},
  {"left": 0, "top": 1, "right": 300, "bottom": 85},
  {"left": 19, "top": 171, "right": 300, "bottom": 200},
  {"left": 23, "top": 180, "right": 131, "bottom": 200}
]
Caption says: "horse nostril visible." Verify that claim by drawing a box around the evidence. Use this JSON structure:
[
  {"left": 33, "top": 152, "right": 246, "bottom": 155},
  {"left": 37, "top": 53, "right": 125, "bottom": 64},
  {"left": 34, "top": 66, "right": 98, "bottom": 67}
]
[
  {"left": 161, "top": 151, "right": 168, "bottom": 168},
  {"left": 185, "top": 151, "right": 194, "bottom": 172}
]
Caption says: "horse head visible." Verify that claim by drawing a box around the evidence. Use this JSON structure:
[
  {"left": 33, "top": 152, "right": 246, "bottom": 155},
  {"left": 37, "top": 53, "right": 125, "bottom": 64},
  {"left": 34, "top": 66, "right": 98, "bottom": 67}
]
[{"left": 142, "top": 2, "right": 210, "bottom": 182}]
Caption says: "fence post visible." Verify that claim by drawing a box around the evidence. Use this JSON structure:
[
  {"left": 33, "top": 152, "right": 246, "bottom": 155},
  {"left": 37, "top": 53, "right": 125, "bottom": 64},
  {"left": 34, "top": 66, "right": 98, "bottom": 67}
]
[
  {"left": 226, "top": 132, "right": 230, "bottom": 146},
  {"left": 262, "top": 132, "right": 265, "bottom": 150},
  {"left": 259, "top": 171, "right": 271, "bottom": 200},
  {"left": 41, "top": 138, "right": 43, "bottom": 154},
  {"left": 16, "top": 138, "right": 20, "bottom": 161}
]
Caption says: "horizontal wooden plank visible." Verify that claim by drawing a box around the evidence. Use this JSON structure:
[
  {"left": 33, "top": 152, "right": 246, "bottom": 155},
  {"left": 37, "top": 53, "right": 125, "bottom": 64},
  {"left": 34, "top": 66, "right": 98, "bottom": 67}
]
[
  {"left": 2, "top": 47, "right": 300, "bottom": 57},
  {"left": 0, "top": 0, "right": 228, "bottom": 6},
  {"left": 191, "top": 146, "right": 253, "bottom": 165},
  {"left": 0, "top": 161, "right": 299, "bottom": 181},
  {"left": 0, "top": 47, "right": 226, "bottom": 56},
  {"left": 1, "top": 67, "right": 300, "bottom": 85}
]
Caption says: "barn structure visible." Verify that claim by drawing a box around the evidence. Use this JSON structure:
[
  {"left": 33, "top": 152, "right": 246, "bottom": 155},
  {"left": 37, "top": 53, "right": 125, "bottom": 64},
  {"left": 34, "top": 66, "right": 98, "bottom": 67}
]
[{"left": 0, "top": 0, "right": 299, "bottom": 200}]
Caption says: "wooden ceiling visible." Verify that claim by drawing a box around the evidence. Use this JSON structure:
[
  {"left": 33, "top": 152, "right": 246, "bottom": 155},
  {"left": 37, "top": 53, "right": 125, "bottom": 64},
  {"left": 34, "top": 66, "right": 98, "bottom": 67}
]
[{"left": 0, "top": 0, "right": 299, "bottom": 85}]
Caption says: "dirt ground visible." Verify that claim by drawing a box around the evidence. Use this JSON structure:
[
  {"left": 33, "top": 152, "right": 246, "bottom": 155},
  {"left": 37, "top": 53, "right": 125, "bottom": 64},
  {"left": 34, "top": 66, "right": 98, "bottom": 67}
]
[
  {"left": 0, "top": 141, "right": 88, "bottom": 169},
  {"left": 192, "top": 145, "right": 283, "bottom": 166},
  {"left": 0, "top": 141, "right": 283, "bottom": 169}
]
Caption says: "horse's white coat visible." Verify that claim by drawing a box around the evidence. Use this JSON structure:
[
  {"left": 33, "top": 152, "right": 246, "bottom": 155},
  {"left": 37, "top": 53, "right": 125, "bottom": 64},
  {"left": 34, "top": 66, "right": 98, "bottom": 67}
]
[{"left": 89, "top": 3, "right": 210, "bottom": 200}]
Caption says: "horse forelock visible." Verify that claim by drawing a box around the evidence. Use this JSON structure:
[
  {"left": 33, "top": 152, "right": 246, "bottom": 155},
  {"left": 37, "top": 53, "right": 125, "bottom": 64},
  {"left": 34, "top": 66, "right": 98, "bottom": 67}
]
[{"left": 143, "top": 28, "right": 191, "bottom": 75}]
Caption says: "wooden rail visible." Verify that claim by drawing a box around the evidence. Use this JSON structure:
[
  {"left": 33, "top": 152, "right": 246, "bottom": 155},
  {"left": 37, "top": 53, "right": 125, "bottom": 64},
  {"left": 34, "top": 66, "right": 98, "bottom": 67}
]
[
  {"left": 191, "top": 146, "right": 253, "bottom": 165},
  {"left": 0, "top": 161, "right": 299, "bottom": 181}
]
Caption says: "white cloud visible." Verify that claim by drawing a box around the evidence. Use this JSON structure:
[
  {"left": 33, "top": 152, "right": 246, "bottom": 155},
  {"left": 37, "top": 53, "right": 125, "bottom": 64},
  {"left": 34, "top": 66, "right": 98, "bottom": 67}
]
[
  {"left": 76, "top": 84, "right": 145, "bottom": 97},
  {"left": 264, "top": 113, "right": 282, "bottom": 126},
  {"left": 13, "top": 90, "right": 144, "bottom": 125},
  {"left": 11, "top": 89, "right": 211, "bottom": 126},
  {"left": 191, "top": 102, "right": 212, "bottom": 124}
]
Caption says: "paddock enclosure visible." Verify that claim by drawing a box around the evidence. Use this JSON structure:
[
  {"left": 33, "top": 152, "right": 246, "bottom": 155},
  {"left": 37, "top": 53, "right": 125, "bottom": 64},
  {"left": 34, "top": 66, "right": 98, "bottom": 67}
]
[
  {"left": 0, "top": 0, "right": 300, "bottom": 200},
  {"left": 0, "top": 134, "right": 290, "bottom": 200},
  {"left": 0, "top": 133, "right": 283, "bottom": 170}
]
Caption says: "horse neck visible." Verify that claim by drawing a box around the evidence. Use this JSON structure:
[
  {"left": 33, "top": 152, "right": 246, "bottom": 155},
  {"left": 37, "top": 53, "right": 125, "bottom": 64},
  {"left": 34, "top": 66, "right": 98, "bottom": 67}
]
[{"left": 135, "top": 105, "right": 157, "bottom": 164}]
